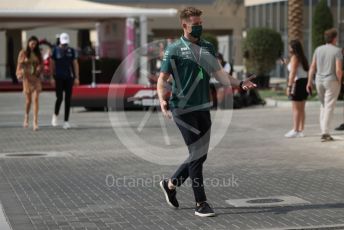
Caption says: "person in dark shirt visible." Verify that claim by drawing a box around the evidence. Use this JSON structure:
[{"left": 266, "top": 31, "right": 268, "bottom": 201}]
[
  {"left": 50, "top": 33, "right": 79, "bottom": 129},
  {"left": 157, "top": 7, "right": 256, "bottom": 217}
]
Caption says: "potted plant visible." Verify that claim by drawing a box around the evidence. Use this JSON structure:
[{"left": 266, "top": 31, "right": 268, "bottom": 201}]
[{"left": 243, "top": 28, "right": 283, "bottom": 88}]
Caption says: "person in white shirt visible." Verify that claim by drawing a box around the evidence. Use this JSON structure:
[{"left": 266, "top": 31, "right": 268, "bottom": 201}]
[
  {"left": 307, "top": 28, "right": 343, "bottom": 142},
  {"left": 285, "top": 40, "right": 309, "bottom": 138}
]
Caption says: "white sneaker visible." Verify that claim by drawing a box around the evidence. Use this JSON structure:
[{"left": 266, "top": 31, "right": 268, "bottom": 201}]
[
  {"left": 284, "top": 129, "right": 298, "bottom": 138},
  {"left": 51, "top": 114, "right": 58, "bottom": 127},
  {"left": 297, "top": 131, "right": 305, "bottom": 138},
  {"left": 63, "top": 122, "right": 71, "bottom": 130}
]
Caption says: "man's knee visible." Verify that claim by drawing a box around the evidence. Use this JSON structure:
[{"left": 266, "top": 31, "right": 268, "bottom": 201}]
[{"left": 189, "top": 154, "right": 207, "bottom": 169}]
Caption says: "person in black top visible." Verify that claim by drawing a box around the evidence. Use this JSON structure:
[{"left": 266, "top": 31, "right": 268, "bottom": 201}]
[{"left": 50, "top": 33, "right": 79, "bottom": 129}]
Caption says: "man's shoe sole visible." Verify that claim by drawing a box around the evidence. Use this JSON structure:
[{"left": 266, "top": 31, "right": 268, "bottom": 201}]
[
  {"left": 159, "top": 181, "right": 178, "bottom": 209},
  {"left": 321, "top": 137, "right": 334, "bottom": 142},
  {"left": 195, "top": 211, "right": 216, "bottom": 217}
]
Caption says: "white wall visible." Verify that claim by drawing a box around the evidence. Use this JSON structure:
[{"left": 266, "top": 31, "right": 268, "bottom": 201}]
[
  {"left": 24, "top": 27, "right": 78, "bottom": 49},
  {"left": 218, "top": 35, "right": 230, "bottom": 63},
  {"left": 0, "top": 31, "right": 6, "bottom": 80}
]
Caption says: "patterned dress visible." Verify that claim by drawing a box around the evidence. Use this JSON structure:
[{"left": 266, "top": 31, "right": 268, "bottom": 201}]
[{"left": 16, "top": 50, "right": 42, "bottom": 94}]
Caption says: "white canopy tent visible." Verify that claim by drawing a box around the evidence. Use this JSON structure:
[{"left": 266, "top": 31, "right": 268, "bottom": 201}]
[
  {"left": 0, "top": 0, "right": 177, "bottom": 81},
  {"left": 0, "top": 0, "right": 177, "bottom": 29}
]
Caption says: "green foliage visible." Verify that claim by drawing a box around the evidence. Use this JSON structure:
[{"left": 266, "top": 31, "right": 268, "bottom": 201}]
[
  {"left": 243, "top": 28, "right": 283, "bottom": 76},
  {"left": 202, "top": 33, "right": 218, "bottom": 52},
  {"left": 259, "top": 89, "right": 319, "bottom": 101},
  {"left": 312, "top": 0, "right": 333, "bottom": 51}
]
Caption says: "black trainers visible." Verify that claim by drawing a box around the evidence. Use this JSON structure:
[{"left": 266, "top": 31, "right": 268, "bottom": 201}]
[
  {"left": 195, "top": 202, "right": 215, "bottom": 217},
  {"left": 321, "top": 134, "right": 334, "bottom": 142},
  {"left": 160, "top": 179, "right": 179, "bottom": 208},
  {"left": 335, "top": 123, "right": 344, "bottom": 131}
]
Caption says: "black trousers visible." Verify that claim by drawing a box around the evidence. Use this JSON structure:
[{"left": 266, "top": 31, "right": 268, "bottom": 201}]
[
  {"left": 171, "top": 109, "right": 211, "bottom": 203},
  {"left": 54, "top": 77, "right": 74, "bottom": 122}
]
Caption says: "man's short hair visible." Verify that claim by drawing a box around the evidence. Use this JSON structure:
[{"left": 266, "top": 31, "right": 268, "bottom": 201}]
[
  {"left": 324, "top": 28, "right": 337, "bottom": 43},
  {"left": 180, "top": 7, "right": 202, "bottom": 21}
]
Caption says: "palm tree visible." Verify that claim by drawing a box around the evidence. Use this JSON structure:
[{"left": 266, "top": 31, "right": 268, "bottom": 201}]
[{"left": 288, "top": 0, "right": 304, "bottom": 42}]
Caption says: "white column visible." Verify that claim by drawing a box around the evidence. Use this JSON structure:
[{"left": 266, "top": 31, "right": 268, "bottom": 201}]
[
  {"left": 0, "top": 31, "right": 6, "bottom": 80},
  {"left": 269, "top": 3, "right": 273, "bottom": 28},
  {"left": 277, "top": 3, "right": 281, "bottom": 32},
  {"left": 262, "top": 4, "right": 266, "bottom": 27},
  {"left": 95, "top": 22, "right": 100, "bottom": 58},
  {"left": 255, "top": 6, "right": 259, "bottom": 27},
  {"left": 21, "top": 30, "right": 27, "bottom": 50},
  {"left": 139, "top": 15, "right": 149, "bottom": 85},
  {"left": 125, "top": 18, "right": 137, "bottom": 84}
]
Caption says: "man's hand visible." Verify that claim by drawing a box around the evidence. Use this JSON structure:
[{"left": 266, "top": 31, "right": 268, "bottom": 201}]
[
  {"left": 50, "top": 78, "right": 55, "bottom": 87},
  {"left": 241, "top": 77, "right": 257, "bottom": 91},
  {"left": 306, "top": 82, "right": 313, "bottom": 94},
  {"left": 160, "top": 100, "right": 171, "bottom": 119},
  {"left": 74, "top": 78, "right": 80, "bottom": 86},
  {"left": 241, "top": 81, "right": 256, "bottom": 90},
  {"left": 286, "top": 87, "right": 291, "bottom": 97}
]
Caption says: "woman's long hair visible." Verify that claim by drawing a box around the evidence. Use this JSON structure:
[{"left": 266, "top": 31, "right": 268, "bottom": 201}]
[
  {"left": 25, "top": 36, "right": 42, "bottom": 63},
  {"left": 289, "top": 40, "right": 309, "bottom": 71},
  {"left": 216, "top": 52, "right": 226, "bottom": 67}
]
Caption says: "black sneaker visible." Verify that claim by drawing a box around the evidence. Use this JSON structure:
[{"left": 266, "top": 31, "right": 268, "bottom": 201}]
[
  {"left": 335, "top": 123, "right": 344, "bottom": 131},
  {"left": 195, "top": 202, "right": 215, "bottom": 217},
  {"left": 321, "top": 134, "right": 334, "bottom": 142},
  {"left": 159, "top": 179, "right": 179, "bottom": 208}
]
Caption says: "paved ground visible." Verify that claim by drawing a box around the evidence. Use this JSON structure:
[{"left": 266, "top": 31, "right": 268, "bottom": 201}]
[{"left": 1, "top": 92, "right": 344, "bottom": 230}]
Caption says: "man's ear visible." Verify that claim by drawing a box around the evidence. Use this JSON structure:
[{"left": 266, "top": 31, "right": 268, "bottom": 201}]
[
  {"left": 181, "top": 19, "right": 189, "bottom": 30},
  {"left": 181, "top": 22, "right": 187, "bottom": 30}
]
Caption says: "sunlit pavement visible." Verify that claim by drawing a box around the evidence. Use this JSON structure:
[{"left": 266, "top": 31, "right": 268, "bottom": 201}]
[{"left": 1, "top": 92, "right": 344, "bottom": 230}]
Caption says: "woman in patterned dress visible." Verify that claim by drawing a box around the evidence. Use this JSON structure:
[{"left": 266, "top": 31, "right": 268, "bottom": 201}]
[{"left": 16, "top": 36, "right": 43, "bottom": 131}]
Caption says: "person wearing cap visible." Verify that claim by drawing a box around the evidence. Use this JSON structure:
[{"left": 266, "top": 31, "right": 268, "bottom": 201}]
[{"left": 50, "top": 33, "right": 79, "bottom": 129}]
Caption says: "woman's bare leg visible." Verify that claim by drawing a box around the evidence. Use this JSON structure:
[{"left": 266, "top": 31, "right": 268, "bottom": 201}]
[
  {"left": 299, "top": 101, "right": 306, "bottom": 132},
  {"left": 33, "top": 91, "right": 40, "bottom": 131},
  {"left": 292, "top": 101, "right": 298, "bottom": 131},
  {"left": 24, "top": 93, "right": 32, "bottom": 128},
  {"left": 294, "top": 101, "right": 303, "bottom": 132}
]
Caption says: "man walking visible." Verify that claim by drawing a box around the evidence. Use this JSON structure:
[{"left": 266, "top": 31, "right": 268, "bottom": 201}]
[
  {"left": 157, "top": 7, "right": 256, "bottom": 217},
  {"left": 307, "top": 28, "right": 343, "bottom": 141},
  {"left": 51, "top": 33, "right": 79, "bottom": 129}
]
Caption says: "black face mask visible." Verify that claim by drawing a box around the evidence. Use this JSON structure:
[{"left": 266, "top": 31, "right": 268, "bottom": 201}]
[{"left": 190, "top": 25, "right": 203, "bottom": 38}]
